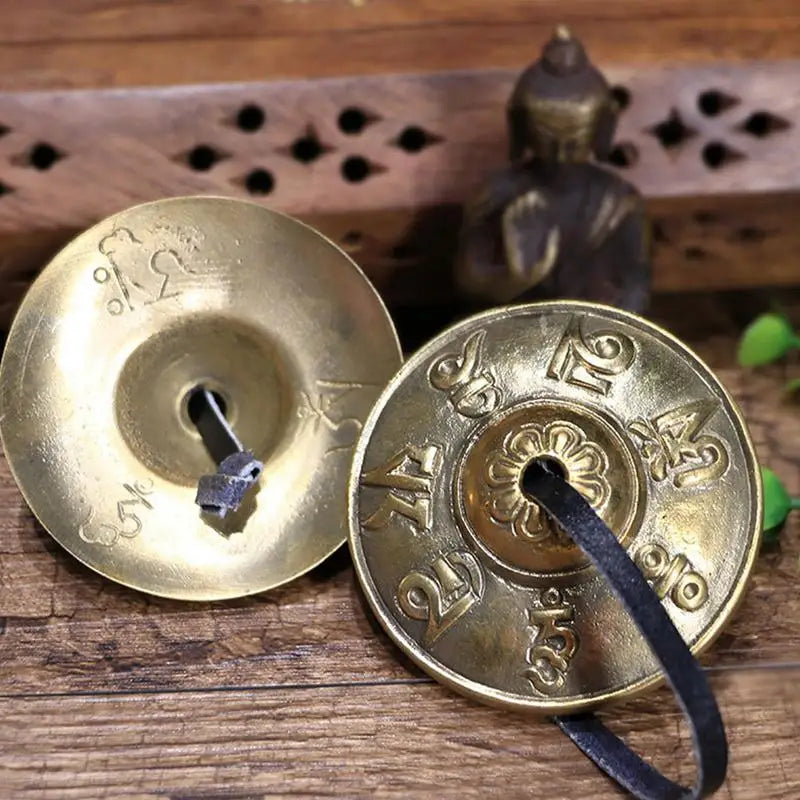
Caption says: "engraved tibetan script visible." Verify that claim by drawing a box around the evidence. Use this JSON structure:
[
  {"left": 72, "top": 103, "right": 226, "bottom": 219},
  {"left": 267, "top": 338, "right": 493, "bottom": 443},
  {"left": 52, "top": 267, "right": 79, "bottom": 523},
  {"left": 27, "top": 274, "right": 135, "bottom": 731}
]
[
  {"left": 634, "top": 542, "right": 709, "bottom": 612},
  {"left": 95, "top": 226, "right": 199, "bottom": 316},
  {"left": 429, "top": 329, "right": 502, "bottom": 418},
  {"left": 547, "top": 315, "right": 635, "bottom": 395},
  {"left": 628, "top": 399, "right": 730, "bottom": 489},
  {"left": 297, "top": 379, "right": 378, "bottom": 455},
  {"left": 361, "top": 444, "right": 442, "bottom": 532},
  {"left": 524, "top": 588, "right": 579, "bottom": 694},
  {"left": 397, "top": 550, "right": 484, "bottom": 646},
  {"left": 78, "top": 480, "right": 154, "bottom": 547}
]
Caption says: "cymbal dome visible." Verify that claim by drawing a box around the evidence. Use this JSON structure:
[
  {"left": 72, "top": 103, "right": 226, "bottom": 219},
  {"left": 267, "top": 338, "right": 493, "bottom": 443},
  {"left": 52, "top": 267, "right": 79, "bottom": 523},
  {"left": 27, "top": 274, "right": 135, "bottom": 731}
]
[{"left": 0, "top": 196, "right": 402, "bottom": 600}]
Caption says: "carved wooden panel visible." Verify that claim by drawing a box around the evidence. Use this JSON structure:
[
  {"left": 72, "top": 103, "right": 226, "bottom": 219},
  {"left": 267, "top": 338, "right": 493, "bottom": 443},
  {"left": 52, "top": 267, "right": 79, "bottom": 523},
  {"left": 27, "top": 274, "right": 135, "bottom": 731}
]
[
  {"left": 0, "top": 62, "right": 797, "bottom": 229},
  {"left": 0, "top": 62, "right": 795, "bottom": 328}
]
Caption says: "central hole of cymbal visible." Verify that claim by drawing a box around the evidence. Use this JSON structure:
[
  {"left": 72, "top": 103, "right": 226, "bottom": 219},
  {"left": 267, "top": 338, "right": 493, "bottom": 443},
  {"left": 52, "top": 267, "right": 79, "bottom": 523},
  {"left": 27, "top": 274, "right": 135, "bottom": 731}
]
[
  {"left": 521, "top": 457, "right": 568, "bottom": 499},
  {"left": 186, "top": 386, "right": 228, "bottom": 429},
  {"left": 185, "top": 384, "right": 263, "bottom": 520},
  {"left": 184, "top": 384, "right": 238, "bottom": 466}
]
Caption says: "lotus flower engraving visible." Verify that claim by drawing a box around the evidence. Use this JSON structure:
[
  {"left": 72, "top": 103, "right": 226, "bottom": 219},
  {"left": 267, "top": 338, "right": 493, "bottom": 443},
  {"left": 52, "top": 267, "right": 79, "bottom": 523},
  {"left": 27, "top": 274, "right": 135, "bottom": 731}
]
[{"left": 485, "top": 420, "right": 610, "bottom": 544}]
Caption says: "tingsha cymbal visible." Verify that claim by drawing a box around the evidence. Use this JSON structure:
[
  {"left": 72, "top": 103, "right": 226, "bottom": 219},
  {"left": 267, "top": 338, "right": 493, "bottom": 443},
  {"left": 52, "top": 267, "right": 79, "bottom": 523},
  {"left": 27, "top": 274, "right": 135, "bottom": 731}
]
[
  {"left": 0, "top": 196, "right": 401, "bottom": 600},
  {"left": 349, "top": 301, "right": 760, "bottom": 713}
]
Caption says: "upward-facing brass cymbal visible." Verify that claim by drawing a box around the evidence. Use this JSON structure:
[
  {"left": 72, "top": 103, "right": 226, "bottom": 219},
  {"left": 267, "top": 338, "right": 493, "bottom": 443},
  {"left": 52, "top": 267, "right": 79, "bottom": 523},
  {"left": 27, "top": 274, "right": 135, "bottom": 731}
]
[{"left": 0, "top": 196, "right": 401, "bottom": 600}]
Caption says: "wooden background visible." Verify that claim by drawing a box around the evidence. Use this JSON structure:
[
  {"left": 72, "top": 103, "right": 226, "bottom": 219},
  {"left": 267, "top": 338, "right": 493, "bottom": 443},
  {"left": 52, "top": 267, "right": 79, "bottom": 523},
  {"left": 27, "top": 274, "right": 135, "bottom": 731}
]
[
  {"left": 1, "top": 2, "right": 800, "bottom": 798},
  {"left": 2, "top": 0, "right": 800, "bottom": 89}
]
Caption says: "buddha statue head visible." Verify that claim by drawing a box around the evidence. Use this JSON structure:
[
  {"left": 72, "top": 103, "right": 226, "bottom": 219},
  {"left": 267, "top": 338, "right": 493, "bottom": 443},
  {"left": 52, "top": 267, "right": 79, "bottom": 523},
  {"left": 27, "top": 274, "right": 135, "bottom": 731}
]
[{"left": 507, "top": 27, "right": 619, "bottom": 164}]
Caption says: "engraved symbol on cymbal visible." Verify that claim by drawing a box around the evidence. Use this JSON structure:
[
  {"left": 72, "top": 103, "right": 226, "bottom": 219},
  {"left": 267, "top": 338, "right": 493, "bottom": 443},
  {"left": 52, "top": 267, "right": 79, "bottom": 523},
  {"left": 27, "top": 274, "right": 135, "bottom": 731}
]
[
  {"left": 78, "top": 480, "right": 154, "bottom": 548},
  {"left": 524, "top": 587, "right": 579, "bottom": 695},
  {"left": 361, "top": 444, "right": 442, "bottom": 532},
  {"left": 297, "top": 379, "right": 380, "bottom": 456},
  {"left": 429, "top": 329, "right": 502, "bottom": 418},
  {"left": 486, "top": 420, "right": 610, "bottom": 546},
  {"left": 95, "top": 225, "right": 199, "bottom": 316},
  {"left": 547, "top": 314, "right": 636, "bottom": 395},
  {"left": 397, "top": 550, "right": 484, "bottom": 647},
  {"left": 634, "top": 543, "right": 709, "bottom": 612},
  {"left": 628, "top": 399, "right": 730, "bottom": 488}
]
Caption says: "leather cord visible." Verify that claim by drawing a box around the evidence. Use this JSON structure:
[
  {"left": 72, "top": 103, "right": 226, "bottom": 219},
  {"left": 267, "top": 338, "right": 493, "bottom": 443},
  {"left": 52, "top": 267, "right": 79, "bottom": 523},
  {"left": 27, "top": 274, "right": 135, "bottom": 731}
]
[
  {"left": 522, "top": 461, "right": 728, "bottom": 800},
  {"left": 191, "top": 388, "right": 263, "bottom": 518}
]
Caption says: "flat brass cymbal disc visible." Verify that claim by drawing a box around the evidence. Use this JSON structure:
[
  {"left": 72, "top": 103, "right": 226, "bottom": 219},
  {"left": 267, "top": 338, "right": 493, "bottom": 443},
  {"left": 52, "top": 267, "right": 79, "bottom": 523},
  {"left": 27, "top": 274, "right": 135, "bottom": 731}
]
[
  {"left": 348, "top": 302, "right": 761, "bottom": 713},
  {"left": 0, "top": 196, "right": 401, "bottom": 600}
]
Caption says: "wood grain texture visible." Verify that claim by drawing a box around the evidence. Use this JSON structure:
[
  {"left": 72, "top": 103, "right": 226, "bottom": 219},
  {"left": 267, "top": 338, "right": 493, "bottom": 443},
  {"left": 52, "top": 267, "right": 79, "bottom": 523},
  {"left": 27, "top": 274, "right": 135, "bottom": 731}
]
[
  {"left": 1, "top": 0, "right": 800, "bottom": 89},
  {"left": 3, "top": 670, "right": 800, "bottom": 799},
  {"left": 5, "top": 1, "right": 799, "bottom": 45},
  {"left": 1, "top": 292, "right": 799, "bottom": 797}
]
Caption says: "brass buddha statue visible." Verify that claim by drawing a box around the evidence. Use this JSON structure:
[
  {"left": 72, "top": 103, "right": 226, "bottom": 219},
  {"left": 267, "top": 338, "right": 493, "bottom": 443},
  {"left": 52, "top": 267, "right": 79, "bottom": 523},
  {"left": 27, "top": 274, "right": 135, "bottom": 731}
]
[{"left": 456, "top": 27, "right": 651, "bottom": 312}]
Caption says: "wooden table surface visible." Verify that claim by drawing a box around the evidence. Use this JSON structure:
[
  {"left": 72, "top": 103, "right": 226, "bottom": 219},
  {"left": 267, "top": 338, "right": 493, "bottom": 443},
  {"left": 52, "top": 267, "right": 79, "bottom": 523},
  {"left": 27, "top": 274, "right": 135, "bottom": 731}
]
[{"left": 0, "top": 290, "right": 798, "bottom": 799}]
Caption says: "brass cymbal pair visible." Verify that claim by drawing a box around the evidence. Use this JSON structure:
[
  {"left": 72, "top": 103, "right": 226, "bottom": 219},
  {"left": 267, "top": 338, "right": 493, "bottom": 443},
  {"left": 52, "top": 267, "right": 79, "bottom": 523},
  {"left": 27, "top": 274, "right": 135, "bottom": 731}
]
[{"left": 0, "top": 197, "right": 760, "bottom": 715}]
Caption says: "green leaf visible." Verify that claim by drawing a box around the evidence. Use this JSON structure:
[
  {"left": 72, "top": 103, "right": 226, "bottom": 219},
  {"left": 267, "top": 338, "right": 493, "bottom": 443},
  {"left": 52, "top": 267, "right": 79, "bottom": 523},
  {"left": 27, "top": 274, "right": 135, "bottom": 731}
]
[
  {"left": 786, "top": 378, "right": 800, "bottom": 394},
  {"left": 762, "top": 466, "right": 792, "bottom": 532},
  {"left": 763, "top": 525, "right": 783, "bottom": 544},
  {"left": 738, "top": 314, "right": 797, "bottom": 366}
]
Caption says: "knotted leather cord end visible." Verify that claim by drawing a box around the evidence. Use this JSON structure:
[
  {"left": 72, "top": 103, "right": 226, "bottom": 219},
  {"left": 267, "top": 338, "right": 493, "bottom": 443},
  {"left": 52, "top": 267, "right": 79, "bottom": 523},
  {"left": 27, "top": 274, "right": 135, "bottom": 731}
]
[
  {"left": 191, "top": 387, "right": 263, "bottom": 518},
  {"left": 196, "top": 450, "right": 263, "bottom": 518},
  {"left": 522, "top": 461, "right": 728, "bottom": 800}
]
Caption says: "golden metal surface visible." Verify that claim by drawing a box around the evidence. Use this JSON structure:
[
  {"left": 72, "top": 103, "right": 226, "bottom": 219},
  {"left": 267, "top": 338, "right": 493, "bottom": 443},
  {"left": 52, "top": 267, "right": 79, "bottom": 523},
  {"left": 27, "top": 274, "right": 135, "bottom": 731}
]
[
  {"left": 0, "top": 196, "right": 401, "bottom": 600},
  {"left": 348, "top": 302, "right": 761, "bottom": 713}
]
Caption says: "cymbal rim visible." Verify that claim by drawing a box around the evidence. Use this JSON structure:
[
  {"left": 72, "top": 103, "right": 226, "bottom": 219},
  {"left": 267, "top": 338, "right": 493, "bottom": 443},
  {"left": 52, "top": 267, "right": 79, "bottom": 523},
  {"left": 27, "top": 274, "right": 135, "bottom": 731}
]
[{"left": 1, "top": 196, "right": 402, "bottom": 600}]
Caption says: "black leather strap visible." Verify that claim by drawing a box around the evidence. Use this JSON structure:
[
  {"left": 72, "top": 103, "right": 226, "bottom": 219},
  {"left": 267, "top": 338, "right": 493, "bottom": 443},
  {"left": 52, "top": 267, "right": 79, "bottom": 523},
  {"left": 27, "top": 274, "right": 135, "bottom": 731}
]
[
  {"left": 191, "top": 388, "right": 245, "bottom": 465},
  {"left": 522, "top": 461, "right": 728, "bottom": 800},
  {"left": 191, "top": 388, "right": 263, "bottom": 518},
  {"left": 196, "top": 450, "right": 263, "bottom": 518}
]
